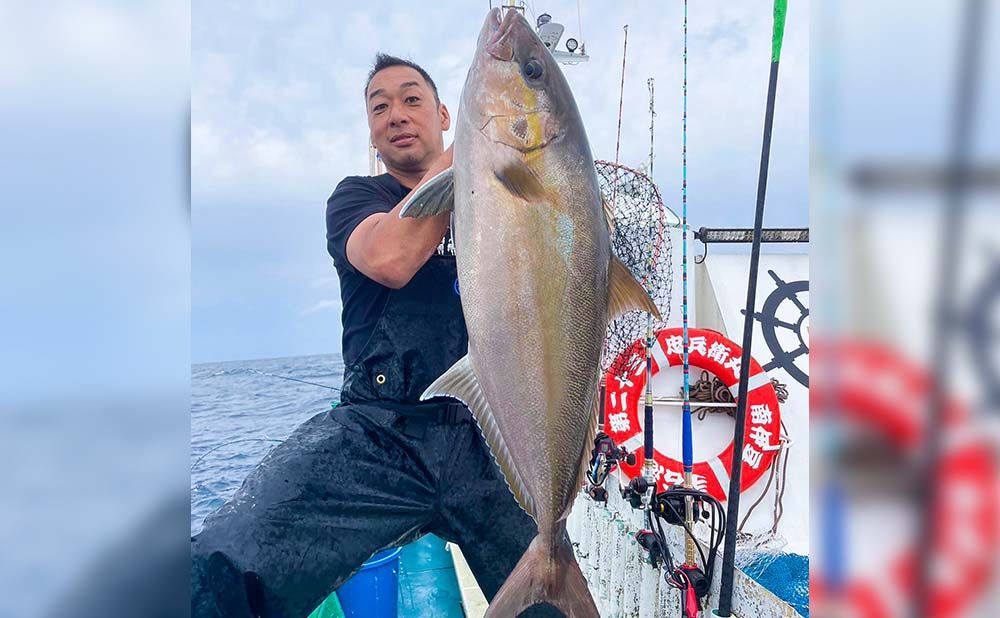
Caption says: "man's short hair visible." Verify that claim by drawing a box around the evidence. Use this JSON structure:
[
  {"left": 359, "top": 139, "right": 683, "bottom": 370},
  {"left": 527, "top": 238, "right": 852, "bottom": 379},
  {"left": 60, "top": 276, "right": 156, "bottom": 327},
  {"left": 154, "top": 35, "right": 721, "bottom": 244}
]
[{"left": 365, "top": 53, "right": 440, "bottom": 103}]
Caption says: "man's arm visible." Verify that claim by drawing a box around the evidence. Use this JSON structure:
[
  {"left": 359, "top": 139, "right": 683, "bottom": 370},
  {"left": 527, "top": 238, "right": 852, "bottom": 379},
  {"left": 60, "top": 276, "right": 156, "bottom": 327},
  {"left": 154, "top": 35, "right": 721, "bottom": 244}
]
[{"left": 345, "top": 146, "right": 453, "bottom": 289}]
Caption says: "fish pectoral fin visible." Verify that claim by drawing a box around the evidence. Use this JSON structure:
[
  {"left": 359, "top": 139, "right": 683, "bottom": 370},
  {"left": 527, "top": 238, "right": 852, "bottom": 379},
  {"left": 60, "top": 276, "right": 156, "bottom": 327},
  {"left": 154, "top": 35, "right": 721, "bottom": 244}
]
[
  {"left": 421, "top": 355, "right": 537, "bottom": 519},
  {"left": 398, "top": 167, "right": 455, "bottom": 218},
  {"left": 608, "top": 254, "right": 663, "bottom": 322},
  {"left": 494, "top": 157, "right": 547, "bottom": 202}
]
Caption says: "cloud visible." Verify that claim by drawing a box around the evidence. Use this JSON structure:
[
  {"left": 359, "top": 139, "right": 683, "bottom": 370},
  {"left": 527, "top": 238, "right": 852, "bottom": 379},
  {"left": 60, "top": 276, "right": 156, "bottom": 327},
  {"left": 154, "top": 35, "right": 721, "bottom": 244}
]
[
  {"left": 301, "top": 299, "right": 342, "bottom": 316},
  {"left": 192, "top": 121, "right": 354, "bottom": 201},
  {"left": 192, "top": 0, "right": 810, "bottom": 361},
  {"left": 310, "top": 276, "right": 341, "bottom": 289},
  {"left": 1, "top": 2, "right": 188, "bottom": 111}
]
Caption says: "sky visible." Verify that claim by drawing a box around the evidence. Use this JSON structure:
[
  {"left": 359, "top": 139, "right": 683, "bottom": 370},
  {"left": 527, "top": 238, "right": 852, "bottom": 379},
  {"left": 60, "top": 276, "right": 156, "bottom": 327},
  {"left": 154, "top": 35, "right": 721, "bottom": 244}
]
[
  {"left": 2, "top": 1, "right": 190, "bottom": 401},
  {"left": 192, "top": 0, "right": 810, "bottom": 363}
]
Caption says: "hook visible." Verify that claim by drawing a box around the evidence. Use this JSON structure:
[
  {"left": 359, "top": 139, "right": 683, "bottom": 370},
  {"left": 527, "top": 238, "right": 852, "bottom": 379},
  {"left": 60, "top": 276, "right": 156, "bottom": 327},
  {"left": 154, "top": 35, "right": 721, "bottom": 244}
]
[{"left": 694, "top": 237, "right": 708, "bottom": 264}]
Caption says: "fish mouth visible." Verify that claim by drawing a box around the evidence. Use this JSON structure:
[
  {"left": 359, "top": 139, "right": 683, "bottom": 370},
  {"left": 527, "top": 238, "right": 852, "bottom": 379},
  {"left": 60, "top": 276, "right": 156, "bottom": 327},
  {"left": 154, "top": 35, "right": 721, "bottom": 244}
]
[
  {"left": 486, "top": 7, "right": 520, "bottom": 61},
  {"left": 486, "top": 7, "right": 502, "bottom": 33}
]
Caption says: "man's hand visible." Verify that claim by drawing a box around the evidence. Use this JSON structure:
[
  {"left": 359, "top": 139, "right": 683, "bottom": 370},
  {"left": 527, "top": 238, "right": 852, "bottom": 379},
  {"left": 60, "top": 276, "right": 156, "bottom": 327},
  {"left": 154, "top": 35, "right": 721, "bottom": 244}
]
[{"left": 346, "top": 145, "right": 454, "bottom": 288}]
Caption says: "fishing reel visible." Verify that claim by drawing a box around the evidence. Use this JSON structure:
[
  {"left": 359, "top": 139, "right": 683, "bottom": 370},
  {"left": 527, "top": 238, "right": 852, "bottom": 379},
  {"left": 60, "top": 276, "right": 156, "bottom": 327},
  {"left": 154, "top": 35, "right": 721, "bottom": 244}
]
[
  {"left": 652, "top": 485, "right": 710, "bottom": 526},
  {"left": 672, "top": 564, "right": 711, "bottom": 600},
  {"left": 669, "top": 565, "right": 707, "bottom": 618},
  {"left": 635, "top": 528, "right": 665, "bottom": 568},
  {"left": 585, "top": 432, "right": 635, "bottom": 503},
  {"left": 621, "top": 474, "right": 654, "bottom": 510}
]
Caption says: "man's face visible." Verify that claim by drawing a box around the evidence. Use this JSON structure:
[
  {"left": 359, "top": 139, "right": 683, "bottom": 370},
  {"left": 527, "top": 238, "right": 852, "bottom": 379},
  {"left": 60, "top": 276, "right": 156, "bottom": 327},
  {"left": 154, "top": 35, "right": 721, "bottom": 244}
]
[{"left": 366, "top": 66, "right": 450, "bottom": 175}]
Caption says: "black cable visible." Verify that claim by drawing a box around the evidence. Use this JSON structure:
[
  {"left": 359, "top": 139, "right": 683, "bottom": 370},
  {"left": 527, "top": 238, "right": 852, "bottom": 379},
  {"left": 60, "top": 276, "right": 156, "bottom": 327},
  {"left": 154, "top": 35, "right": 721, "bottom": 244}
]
[
  {"left": 647, "top": 507, "right": 675, "bottom": 572},
  {"left": 664, "top": 499, "right": 709, "bottom": 572},
  {"left": 648, "top": 487, "right": 727, "bottom": 580}
]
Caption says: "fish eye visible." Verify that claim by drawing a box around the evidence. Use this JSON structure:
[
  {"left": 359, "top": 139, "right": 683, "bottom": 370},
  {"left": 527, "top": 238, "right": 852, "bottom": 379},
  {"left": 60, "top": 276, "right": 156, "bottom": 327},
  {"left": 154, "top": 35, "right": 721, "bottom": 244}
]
[{"left": 522, "top": 59, "right": 544, "bottom": 81}]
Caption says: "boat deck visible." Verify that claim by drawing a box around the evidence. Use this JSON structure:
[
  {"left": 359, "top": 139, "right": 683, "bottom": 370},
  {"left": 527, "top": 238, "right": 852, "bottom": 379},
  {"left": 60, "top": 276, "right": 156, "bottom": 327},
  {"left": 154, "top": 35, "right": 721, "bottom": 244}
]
[
  {"left": 309, "top": 534, "right": 468, "bottom": 618},
  {"left": 398, "top": 535, "right": 465, "bottom": 617}
]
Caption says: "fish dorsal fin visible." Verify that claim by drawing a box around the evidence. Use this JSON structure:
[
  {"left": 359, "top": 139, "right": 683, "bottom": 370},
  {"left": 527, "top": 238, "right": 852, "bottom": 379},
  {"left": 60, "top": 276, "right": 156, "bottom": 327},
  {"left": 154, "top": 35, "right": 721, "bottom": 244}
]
[
  {"left": 602, "top": 194, "right": 616, "bottom": 234},
  {"left": 399, "top": 167, "right": 454, "bottom": 218},
  {"left": 421, "top": 355, "right": 537, "bottom": 519},
  {"left": 608, "top": 255, "right": 662, "bottom": 322},
  {"left": 494, "top": 158, "right": 547, "bottom": 202}
]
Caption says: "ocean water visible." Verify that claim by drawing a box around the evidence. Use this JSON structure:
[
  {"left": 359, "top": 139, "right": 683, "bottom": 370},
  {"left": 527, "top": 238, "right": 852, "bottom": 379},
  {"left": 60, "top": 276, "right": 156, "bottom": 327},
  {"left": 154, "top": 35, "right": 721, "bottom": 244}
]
[
  {"left": 744, "top": 553, "right": 810, "bottom": 617},
  {"left": 191, "top": 353, "right": 345, "bottom": 533}
]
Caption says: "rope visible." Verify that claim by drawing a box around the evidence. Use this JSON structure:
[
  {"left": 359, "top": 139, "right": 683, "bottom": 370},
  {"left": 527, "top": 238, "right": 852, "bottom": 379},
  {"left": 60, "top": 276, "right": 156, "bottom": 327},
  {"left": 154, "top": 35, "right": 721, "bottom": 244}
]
[
  {"left": 683, "top": 372, "right": 788, "bottom": 419},
  {"left": 738, "top": 424, "right": 792, "bottom": 535},
  {"left": 772, "top": 420, "right": 791, "bottom": 532},
  {"left": 681, "top": 368, "right": 792, "bottom": 535},
  {"left": 738, "top": 445, "right": 779, "bottom": 533}
]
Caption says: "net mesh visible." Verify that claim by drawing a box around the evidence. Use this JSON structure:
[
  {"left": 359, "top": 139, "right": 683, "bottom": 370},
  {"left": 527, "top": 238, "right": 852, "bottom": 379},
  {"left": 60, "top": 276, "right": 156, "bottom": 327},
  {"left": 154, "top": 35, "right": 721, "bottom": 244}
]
[{"left": 596, "top": 160, "right": 674, "bottom": 376}]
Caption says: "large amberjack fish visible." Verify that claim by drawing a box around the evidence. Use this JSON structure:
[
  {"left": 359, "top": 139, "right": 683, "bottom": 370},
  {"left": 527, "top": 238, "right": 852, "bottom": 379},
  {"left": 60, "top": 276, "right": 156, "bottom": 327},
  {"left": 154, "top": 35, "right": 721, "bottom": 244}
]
[{"left": 401, "top": 8, "right": 659, "bottom": 617}]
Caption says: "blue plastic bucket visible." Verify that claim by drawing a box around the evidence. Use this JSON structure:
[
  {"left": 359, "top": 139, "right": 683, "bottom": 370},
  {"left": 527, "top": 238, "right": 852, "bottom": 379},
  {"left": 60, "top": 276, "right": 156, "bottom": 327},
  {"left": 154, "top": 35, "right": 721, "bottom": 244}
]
[{"left": 336, "top": 547, "right": 402, "bottom": 618}]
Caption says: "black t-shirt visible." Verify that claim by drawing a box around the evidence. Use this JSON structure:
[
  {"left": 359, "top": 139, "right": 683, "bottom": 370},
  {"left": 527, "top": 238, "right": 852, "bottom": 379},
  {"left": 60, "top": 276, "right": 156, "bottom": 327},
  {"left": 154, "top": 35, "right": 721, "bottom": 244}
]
[
  {"left": 326, "top": 174, "right": 404, "bottom": 365},
  {"left": 325, "top": 173, "right": 455, "bottom": 366}
]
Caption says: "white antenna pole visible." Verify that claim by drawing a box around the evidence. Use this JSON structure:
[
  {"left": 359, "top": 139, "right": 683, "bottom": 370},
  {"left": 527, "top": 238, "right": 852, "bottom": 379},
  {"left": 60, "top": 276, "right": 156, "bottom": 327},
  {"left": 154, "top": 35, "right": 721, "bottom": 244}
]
[{"left": 368, "top": 144, "right": 383, "bottom": 176}]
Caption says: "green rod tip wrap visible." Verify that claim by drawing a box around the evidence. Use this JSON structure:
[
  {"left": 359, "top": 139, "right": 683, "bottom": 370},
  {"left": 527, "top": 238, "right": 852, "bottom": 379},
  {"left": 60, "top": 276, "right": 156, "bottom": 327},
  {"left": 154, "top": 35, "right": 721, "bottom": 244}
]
[{"left": 771, "top": 0, "right": 788, "bottom": 62}]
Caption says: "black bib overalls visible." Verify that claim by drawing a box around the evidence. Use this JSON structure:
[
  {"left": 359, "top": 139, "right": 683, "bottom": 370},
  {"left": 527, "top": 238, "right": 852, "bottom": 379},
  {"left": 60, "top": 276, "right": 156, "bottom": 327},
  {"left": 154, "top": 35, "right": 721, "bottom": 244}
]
[{"left": 191, "top": 254, "right": 561, "bottom": 618}]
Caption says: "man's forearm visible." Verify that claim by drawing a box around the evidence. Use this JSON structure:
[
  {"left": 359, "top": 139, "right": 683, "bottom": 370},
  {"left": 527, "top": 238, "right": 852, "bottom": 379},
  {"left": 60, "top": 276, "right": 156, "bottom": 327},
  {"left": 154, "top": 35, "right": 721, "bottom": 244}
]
[
  {"left": 367, "top": 204, "right": 450, "bottom": 270},
  {"left": 346, "top": 146, "right": 454, "bottom": 288}
]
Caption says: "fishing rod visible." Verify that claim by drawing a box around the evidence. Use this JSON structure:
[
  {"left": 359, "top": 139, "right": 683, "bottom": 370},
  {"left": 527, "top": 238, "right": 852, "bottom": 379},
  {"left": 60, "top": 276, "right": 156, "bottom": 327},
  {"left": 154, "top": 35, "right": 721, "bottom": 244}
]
[
  {"left": 631, "top": 6, "right": 722, "bottom": 613},
  {"left": 645, "top": 75, "right": 660, "bottom": 497},
  {"left": 678, "top": 0, "right": 697, "bottom": 574},
  {"left": 713, "top": 0, "right": 788, "bottom": 615},
  {"left": 191, "top": 368, "right": 338, "bottom": 472},
  {"left": 587, "top": 24, "right": 635, "bottom": 504},
  {"left": 241, "top": 367, "right": 339, "bottom": 391},
  {"left": 586, "top": 14, "right": 725, "bottom": 614},
  {"left": 191, "top": 438, "right": 284, "bottom": 472}
]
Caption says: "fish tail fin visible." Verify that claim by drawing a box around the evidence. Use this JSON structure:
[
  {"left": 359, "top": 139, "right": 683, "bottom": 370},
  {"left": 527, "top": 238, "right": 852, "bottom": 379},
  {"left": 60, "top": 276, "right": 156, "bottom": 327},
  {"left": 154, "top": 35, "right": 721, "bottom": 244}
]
[{"left": 484, "top": 527, "right": 599, "bottom": 618}]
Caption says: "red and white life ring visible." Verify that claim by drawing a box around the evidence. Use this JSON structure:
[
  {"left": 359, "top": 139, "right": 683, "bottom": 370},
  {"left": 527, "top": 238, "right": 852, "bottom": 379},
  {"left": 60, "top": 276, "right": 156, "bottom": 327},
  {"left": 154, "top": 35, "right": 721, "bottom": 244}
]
[
  {"left": 603, "top": 327, "right": 782, "bottom": 501},
  {"left": 810, "top": 339, "right": 999, "bottom": 618}
]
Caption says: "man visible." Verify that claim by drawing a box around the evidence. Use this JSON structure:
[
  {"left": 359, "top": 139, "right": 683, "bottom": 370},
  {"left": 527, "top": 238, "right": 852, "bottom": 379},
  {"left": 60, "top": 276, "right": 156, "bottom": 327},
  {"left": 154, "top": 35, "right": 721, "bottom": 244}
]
[{"left": 191, "top": 54, "right": 561, "bottom": 618}]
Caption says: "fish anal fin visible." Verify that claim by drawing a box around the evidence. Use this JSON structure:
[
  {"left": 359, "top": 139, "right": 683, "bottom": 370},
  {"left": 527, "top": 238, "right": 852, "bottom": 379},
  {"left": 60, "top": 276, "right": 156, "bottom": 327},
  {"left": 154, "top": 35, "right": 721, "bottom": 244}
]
[
  {"left": 399, "top": 167, "right": 454, "bottom": 218},
  {"left": 608, "top": 255, "right": 662, "bottom": 321},
  {"left": 421, "top": 355, "right": 537, "bottom": 519},
  {"left": 560, "top": 393, "right": 601, "bottom": 522}
]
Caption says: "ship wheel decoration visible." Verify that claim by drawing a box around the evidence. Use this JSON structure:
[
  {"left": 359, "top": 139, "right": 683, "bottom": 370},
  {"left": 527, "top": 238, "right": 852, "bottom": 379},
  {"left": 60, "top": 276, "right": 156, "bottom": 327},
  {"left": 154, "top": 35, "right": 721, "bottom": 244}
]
[
  {"left": 963, "top": 259, "right": 1000, "bottom": 410},
  {"left": 743, "top": 269, "right": 810, "bottom": 387}
]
